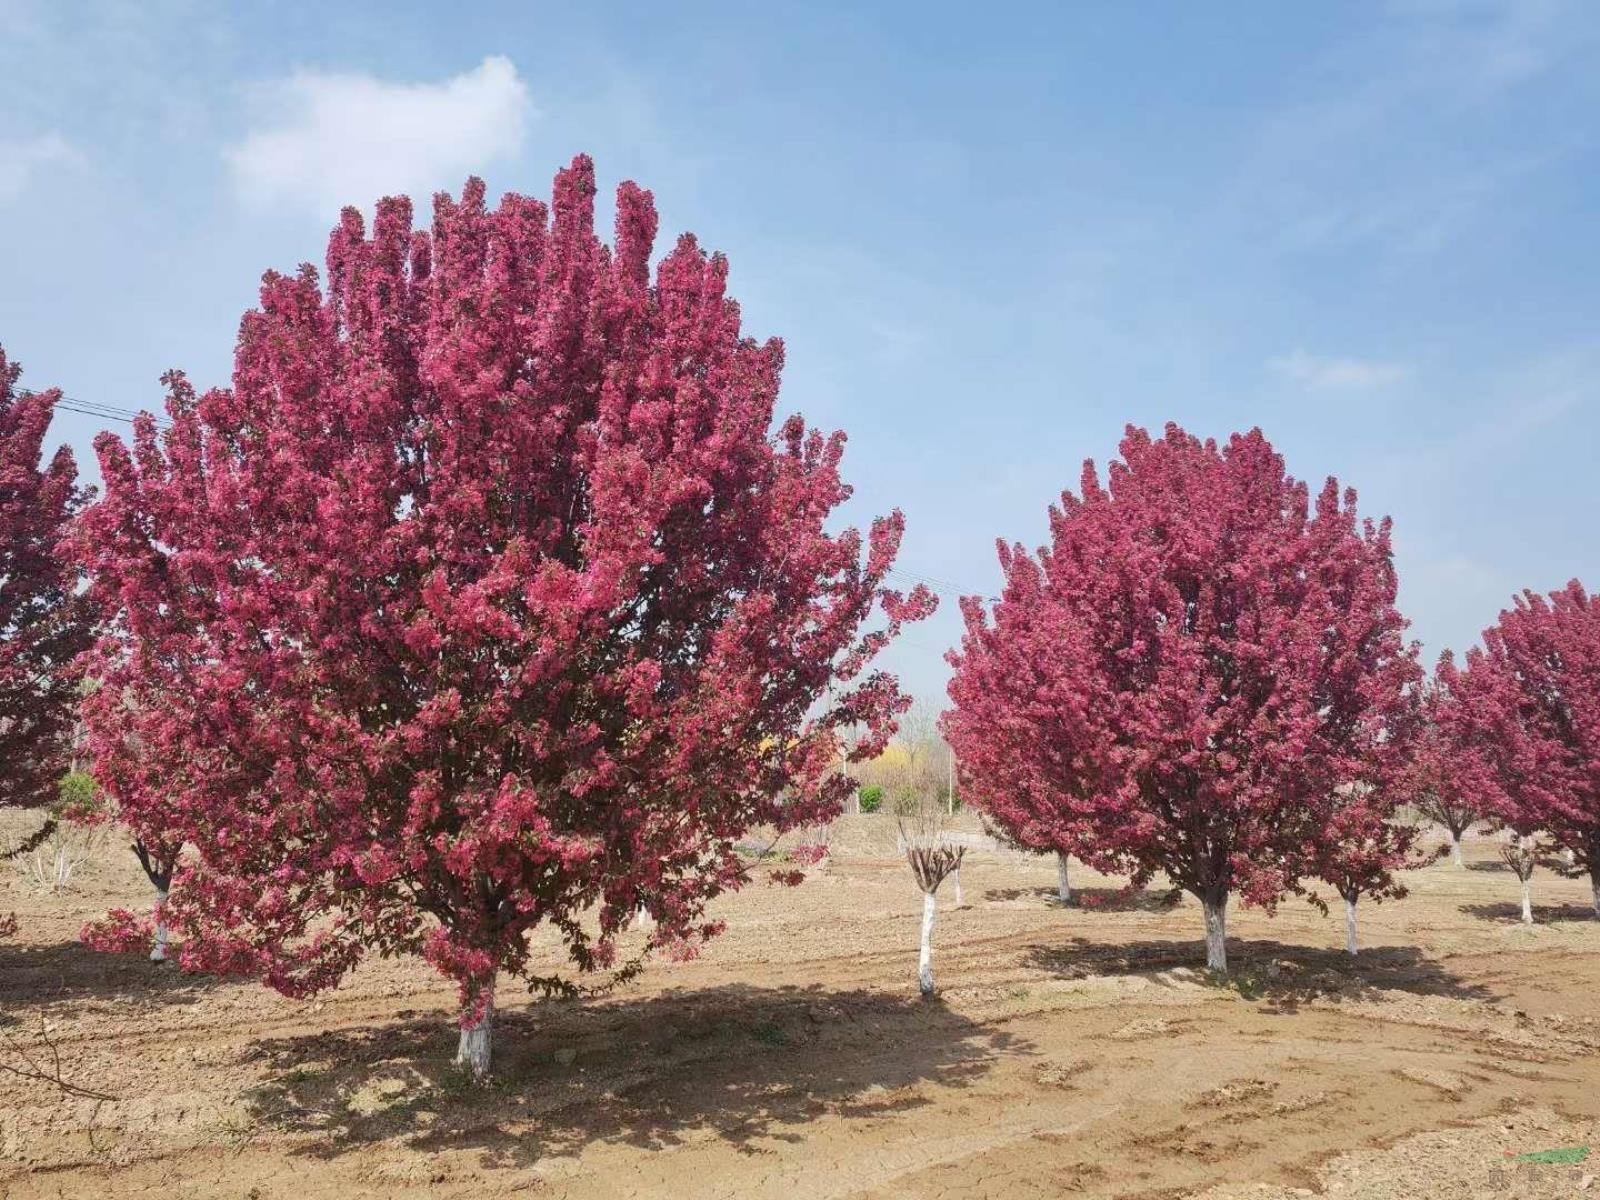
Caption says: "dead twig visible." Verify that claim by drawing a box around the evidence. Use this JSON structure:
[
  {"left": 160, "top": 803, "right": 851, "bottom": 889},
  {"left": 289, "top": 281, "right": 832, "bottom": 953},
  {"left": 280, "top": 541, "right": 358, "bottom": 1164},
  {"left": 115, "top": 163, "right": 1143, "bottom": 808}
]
[{"left": 0, "top": 1014, "right": 118, "bottom": 1101}]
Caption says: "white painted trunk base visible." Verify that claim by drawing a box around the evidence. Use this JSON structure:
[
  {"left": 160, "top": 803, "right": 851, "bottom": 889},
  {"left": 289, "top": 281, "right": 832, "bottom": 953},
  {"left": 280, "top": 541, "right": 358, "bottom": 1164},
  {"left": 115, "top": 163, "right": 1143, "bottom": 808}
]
[
  {"left": 950, "top": 866, "right": 963, "bottom": 909},
  {"left": 150, "top": 889, "right": 170, "bottom": 963},
  {"left": 1449, "top": 833, "right": 1463, "bottom": 868},
  {"left": 1592, "top": 875, "right": 1600, "bottom": 920},
  {"left": 1056, "top": 852, "right": 1071, "bottom": 904},
  {"left": 1521, "top": 881, "right": 1533, "bottom": 925},
  {"left": 917, "top": 892, "right": 937, "bottom": 996},
  {"left": 1344, "top": 895, "right": 1358, "bottom": 956},
  {"left": 1203, "top": 898, "right": 1228, "bottom": 972},
  {"left": 456, "top": 978, "right": 496, "bottom": 1079}
]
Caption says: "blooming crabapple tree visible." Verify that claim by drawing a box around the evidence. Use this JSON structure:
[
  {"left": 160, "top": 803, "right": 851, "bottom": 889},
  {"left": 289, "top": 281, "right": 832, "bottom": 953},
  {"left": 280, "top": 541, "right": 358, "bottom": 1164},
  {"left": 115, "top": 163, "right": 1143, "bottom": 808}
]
[
  {"left": 0, "top": 346, "right": 90, "bottom": 858},
  {"left": 1436, "top": 582, "right": 1600, "bottom": 919},
  {"left": 946, "top": 424, "right": 1420, "bottom": 972},
  {"left": 1406, "top": 686, "right": 1478, "bottom": 868},
  {"left": 76, "top": 158, "right": 933, "bottom": 1077},
  {"left": 937, "top": 548, "right": 1096, "bottom": 907},
  {"left": 1313, "top": 780, "right": 1436, "bottom": 956}
]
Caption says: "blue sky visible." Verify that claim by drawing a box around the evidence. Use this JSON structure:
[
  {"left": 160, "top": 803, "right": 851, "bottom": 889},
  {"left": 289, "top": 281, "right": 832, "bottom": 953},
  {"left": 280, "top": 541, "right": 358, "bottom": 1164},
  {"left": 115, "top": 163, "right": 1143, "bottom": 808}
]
[{"left": 3, "top": 0, "right": 1597, "bottom": 706}]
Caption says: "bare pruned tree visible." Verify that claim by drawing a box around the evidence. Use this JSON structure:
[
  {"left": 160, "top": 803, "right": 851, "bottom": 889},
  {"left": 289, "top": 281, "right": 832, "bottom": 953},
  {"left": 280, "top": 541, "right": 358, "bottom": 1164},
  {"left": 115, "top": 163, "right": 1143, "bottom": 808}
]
[
  {"left": 899, "top": 799, "right": 965, "bottom": 997},
  {"left": 1500, "top": 834, "right": 1560, "bottom": 925}
]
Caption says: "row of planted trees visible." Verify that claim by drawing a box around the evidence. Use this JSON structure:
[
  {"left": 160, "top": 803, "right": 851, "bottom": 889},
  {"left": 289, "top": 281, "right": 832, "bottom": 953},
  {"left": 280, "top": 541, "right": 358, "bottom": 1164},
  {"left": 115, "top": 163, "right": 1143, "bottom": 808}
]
[{"left": 0, "top": 156, "right": 1595, "bottom": 1080}]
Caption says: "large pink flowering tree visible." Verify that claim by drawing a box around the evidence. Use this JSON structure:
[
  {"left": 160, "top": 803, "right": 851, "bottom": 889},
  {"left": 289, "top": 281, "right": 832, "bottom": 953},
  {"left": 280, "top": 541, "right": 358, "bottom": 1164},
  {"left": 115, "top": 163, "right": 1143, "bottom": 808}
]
[
  {"left": 0, "top": 346, "right": 90, "bottom": 853},
  {"left": 946, "top": 424, "right": 1420, "bottom": 971},
  {"left": 76, "top": 158, "right": 932, "bottom": 1076},
  {"left": 1436, "top": 581, "right": 1600, "bottom": 918}
]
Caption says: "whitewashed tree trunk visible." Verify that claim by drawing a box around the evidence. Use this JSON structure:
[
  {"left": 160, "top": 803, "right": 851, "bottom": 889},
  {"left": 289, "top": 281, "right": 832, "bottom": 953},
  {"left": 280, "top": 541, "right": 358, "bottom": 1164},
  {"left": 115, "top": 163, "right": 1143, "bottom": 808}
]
[
  {"left": 630, "top": 906, "right": 655, "bottom": 932},
  {"left": 1520, "top": 880, "right": 1533, "bottom": 925},
  {"left": 1449, "top": 831, "right": 1463, "bottom": 868},
  {"left": 1344, "top": 894, "right": 1358, "bottom": 956},
  {"left": 150, "top": 889, "right": 170, "bottom": 963},
  {"left": 456, "top": 974, "right": 496, "bottom": 1079},
  {"left": 917, "top": 891, "right": 937, "bottom": 996},
  {"left": 1591, "top": 870, "right": 1600, "bottom": 920},
  {"left": 1202, "top": 896, "right": 1228, "bottom": 972},
  {"left": 1056, "top": 852, "right": 1071, "bottom": 904},
  {"left": 950, "top": 865, "right": 963, "bottom": 909}
]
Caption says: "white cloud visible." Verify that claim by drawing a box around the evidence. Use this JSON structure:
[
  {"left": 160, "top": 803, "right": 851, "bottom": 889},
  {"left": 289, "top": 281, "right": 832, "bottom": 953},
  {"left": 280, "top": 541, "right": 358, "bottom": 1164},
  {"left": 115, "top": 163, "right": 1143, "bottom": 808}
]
[
  {"left": 0, "top": 133, "right": 81, "bottom": 201},
  {"left": 225, "top": 56, "right": 530, "bottom": 218},
  {"left": 1269, "top": 348, "right": 1411, "bottom": 389}
]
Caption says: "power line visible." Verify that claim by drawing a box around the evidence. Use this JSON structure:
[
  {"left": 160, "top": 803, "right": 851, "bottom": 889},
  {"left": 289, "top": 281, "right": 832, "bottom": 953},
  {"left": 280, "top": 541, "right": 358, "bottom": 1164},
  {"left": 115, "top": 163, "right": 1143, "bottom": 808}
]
[
  {"left": 886, "top": 566, "right": 999, "bottom": 603},
  {"left": 53, "top": 396, "right": 171, "bottom": 429},
  {"left": 56, "top": 405, "right": 169, "bottom": 428}
]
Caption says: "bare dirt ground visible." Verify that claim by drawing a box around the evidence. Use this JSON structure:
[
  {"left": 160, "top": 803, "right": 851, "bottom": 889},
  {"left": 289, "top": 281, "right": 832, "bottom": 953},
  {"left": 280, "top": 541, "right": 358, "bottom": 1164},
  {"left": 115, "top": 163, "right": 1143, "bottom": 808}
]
[{"left": 3, "top": 814, "right": 1599, "bottom": 1199}]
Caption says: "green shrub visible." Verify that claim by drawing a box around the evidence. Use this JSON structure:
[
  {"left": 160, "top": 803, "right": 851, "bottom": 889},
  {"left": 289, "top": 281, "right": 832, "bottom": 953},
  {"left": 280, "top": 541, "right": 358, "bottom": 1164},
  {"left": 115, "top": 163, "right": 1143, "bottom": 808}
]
[
  {"left": 58, "top": 770, "right": 103, "bottom": 819},
  {"left": 857, "top": 785, "right": 883, "bottom": 814}
]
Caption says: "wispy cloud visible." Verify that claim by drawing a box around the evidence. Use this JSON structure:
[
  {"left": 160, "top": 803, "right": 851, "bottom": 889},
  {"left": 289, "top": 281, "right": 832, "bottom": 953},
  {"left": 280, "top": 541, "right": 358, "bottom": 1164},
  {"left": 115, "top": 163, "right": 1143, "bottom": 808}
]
[
  {"left": 1237, "top": 0, "right": 1600, "bottom": 263},
  {"left": 1269, "top": 349, "right": 1410, "bottom": 389},
  {"left": 0, "top": 133, "right": 80, "bottom": 202},
  {"left": 225, "top": 56, "right": 531, "bottom": 219}
]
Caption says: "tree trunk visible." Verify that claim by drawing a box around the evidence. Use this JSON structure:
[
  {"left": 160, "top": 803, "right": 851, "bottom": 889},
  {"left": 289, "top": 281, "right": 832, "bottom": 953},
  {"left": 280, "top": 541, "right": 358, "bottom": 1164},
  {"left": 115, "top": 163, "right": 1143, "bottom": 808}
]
[
  {"left": 1591, "top": 864, "right": 1600, "bottom": 920},
  {"left": 917, "top": 891, "right": 937, "bottom": 997},
  {"left": 150, "top": 889, "right": 170, "bottom": 963},
  {"left": 1203, "top": 895, "right": 1228, "bottom": 972},
  {"left": 1056, "top": 852, "right": 1071, "bottom": 904},
  {"left": 1520, "top": 880, "right": 1533, "bottom": 925},
  {"left": 1449, "top": 830, "right": 1463, "bottom": 868},
  {"left": 456, "top": 974, "right": 496, "bottom": 1079},
  {"left": 950, "top": 865, "right": 963, "bottom": 909},
  {"left": 1344, "top": 894, "right": 1358, "bottom": 957}
]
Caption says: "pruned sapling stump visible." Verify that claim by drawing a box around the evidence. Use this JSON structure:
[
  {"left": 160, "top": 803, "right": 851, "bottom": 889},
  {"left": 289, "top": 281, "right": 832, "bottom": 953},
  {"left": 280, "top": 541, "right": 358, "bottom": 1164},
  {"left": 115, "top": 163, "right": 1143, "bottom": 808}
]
[
  {"left": 904, "top": 834, "right": 965, "bottom": 998},
  {"left": 1501, "top": 836, "right": 1544, "bottom": 925}
]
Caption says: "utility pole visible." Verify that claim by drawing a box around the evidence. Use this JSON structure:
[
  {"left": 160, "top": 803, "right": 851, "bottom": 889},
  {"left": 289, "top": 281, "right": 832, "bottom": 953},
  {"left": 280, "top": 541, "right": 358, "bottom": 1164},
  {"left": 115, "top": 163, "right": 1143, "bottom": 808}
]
[
  {"left": 947, "top": 748, "right": 955, "bottom": 815},
  {"left": 841, "top": 724, "right": 857, "bottom": 815}
]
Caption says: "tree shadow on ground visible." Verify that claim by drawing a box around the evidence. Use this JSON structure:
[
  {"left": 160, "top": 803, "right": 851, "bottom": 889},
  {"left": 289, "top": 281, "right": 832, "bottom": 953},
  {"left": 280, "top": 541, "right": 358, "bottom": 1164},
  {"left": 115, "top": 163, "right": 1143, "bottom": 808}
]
[
  {"left": 1022, "top": 936, "right": 1495, "bottom": 1011},
  {"left": 983, "top": 885, "right": 1184, "bottom": 913},
  {"left": 1466, "top": 860, "right": 1510, "bottom": 872},
  {"left": 241, "top": 982, "right": 1027, "bottom": 1171},
  {"left": 1460, "top": 901, "right": 1599, "bottom": 924},
  {"left": 0, "top": 938, "right": 225, "bottom": 1013}
]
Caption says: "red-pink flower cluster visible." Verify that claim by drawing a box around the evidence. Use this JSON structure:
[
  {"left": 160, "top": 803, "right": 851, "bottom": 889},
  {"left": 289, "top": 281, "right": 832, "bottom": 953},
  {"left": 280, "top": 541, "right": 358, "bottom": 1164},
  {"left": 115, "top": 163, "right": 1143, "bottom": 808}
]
[
  {"left": 74, "top": 157, "right": 933, "bottom": 1021},
  {"left": 0, "top": 348, "right": 90, "bottom": 812},
  {"left": 79, "top": 908, "right": 157, "bottom": 956}
]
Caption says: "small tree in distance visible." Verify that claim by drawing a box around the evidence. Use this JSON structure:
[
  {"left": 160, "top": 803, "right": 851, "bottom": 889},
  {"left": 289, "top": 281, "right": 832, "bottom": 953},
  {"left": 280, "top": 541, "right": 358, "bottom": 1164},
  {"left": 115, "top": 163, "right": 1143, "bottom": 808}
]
[
  {"left": 1409, "top": 687, "right": 1478, "bottom": 867},
  {"left": 76, "top": 158, "right": 934, "bottom": 1078},
  {"left": 946, "top": 424, "right": 1421, "bottom": 972},
  {"left": 1314, "top": 782, "right": 1438, "bottom": 956}
]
